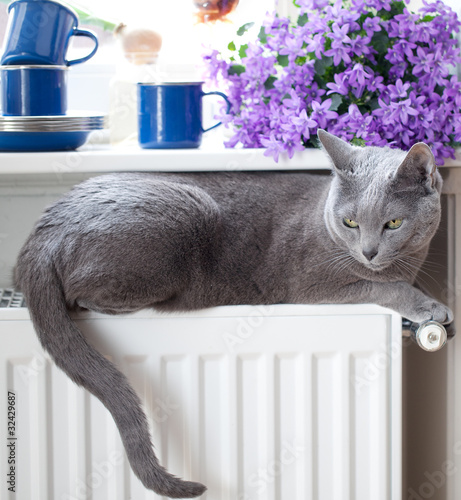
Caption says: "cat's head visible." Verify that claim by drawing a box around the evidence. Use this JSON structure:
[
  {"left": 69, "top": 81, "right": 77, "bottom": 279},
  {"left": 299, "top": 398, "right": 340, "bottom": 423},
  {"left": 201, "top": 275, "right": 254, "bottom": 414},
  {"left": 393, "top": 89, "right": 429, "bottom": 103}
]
[{"left": 318, "top": 129, "right": 442, "bottom": 272}]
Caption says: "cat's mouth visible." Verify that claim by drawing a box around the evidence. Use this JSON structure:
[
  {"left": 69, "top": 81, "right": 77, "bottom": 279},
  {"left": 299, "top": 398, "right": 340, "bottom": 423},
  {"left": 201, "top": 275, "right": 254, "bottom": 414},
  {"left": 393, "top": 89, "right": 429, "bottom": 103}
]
[
  {"left": 355, "top": 255, "right": 391, "bottom": 272},
  {"left": 365, "top": 262, "right": 389, "bottom": 272}
]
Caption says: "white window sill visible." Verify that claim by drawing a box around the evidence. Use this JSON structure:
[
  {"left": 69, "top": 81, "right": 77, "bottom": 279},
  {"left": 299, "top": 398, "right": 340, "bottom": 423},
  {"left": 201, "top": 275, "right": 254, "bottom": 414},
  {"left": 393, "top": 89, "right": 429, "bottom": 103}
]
[
  {"left": 0, "top": 142, "right": 331, "bottom": 175},
  {"left": 0, "top": 138, "right": 460, "bottom": 176}
]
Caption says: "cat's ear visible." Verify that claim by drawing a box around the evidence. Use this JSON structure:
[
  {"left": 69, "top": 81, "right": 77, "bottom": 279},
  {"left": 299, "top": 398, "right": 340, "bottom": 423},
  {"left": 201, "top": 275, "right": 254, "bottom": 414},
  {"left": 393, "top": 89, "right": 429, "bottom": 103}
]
[
  {"left": 393, "top": 142, "right": 440, "bottom": 192},
  {"left": 318, "top": 129, "right": 357, "bottom": 175}
]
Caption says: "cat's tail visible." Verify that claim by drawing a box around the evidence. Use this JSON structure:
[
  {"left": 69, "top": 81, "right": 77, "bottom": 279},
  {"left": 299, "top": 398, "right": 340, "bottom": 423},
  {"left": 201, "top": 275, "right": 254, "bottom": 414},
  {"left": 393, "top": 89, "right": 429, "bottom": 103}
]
[{"left": 16, "top": 256, "right": 206, "bottom": 499}]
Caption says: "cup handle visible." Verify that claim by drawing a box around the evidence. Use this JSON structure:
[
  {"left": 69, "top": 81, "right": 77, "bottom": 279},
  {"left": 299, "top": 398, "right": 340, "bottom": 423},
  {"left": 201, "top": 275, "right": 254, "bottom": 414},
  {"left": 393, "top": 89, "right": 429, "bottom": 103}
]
[
  {"left": 65, "top": 28, "right": 99, "bottom": 66},
  {"left": 201, "top": 91, "right": 231, "bottom": 133}
]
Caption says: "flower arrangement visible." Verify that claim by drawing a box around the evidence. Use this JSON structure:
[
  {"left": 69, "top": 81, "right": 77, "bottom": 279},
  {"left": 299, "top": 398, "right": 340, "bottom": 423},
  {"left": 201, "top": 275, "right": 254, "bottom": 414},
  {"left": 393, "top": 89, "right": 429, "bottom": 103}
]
[{"left": 203, "top": 0, "right": 461, "bottom": 163}]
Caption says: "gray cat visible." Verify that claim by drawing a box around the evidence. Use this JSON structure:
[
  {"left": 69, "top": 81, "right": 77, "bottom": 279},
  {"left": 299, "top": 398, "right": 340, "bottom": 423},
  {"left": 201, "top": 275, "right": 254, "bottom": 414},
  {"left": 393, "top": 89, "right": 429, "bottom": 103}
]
[{"left": 13, "top": 130, "right": 452, "bottom": 497}]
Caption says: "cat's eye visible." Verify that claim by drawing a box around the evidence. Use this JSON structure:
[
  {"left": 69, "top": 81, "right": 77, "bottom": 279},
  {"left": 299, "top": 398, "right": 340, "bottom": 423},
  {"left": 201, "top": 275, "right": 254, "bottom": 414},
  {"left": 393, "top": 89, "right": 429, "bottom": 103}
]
[
  {"left": 386, "top": 218, "right": 403, "bottom": 230},
  {"left": 343, "top": 218, "right": 359, "bottom": 228}
]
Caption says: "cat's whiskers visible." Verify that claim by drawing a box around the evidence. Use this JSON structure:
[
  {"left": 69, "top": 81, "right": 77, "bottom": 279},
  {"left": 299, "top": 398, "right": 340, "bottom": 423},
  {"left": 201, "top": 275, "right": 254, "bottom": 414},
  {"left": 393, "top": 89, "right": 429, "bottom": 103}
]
[
  {"left": 402, "top": 254, "right": 444, "bottom": 272},
  {"left": 394, "top": 257, "right": 440, "bottom": 289},
  {"left": 397, "top": 257, "right": 436, "bottom": 279},
  {"left": 310, "top": 249, "right": 353, "bottom": 271},
  {"left": 394, "top": 258, "right": 417, "bottom": 280},
  {"left": 327, "top": 254, "right": 357, "bottom": 279}
]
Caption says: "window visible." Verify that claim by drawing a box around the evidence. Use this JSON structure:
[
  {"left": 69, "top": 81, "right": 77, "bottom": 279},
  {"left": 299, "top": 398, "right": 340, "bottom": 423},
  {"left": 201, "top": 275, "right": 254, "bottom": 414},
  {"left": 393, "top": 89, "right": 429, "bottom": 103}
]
[{"left": 0, "top": 0, "right": 282, "bottom": 66}]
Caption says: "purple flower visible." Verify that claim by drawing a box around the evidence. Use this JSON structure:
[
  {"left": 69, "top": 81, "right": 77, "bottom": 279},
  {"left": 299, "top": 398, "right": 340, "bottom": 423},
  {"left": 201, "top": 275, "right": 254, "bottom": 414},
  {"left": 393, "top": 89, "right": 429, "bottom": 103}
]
[
  {"left": 368, "top": 74, "right": 384, "bottom": 92},
  {"left": 391, "top": 39, "right": 417, "bottom": 59},
  {"left": 363, "top": 17, "right": 381, "bottom": 36},
  {"left": 388, "top": 13, "right": 416, "bottom": 38},
  {"left": 325, "top": 44, "right": 352, "bottom": 66},
  {"left": 203, "top": 0, "right": 461, "bottom": 164},
  {"left": 311, "top": 99, "right": 339, "bottom": 128},
  {"left": 347, "top": 63, "right": 372, "bottom": 86},
  {"left": 381, "top": 97, "right": 420, "bottom": 125},
  {"left": 306, "top": 33, "right": 325, "bottom": 59},
  {"left": 326, "top": 2, "right": 360, "bottom": 30},
  {"left": 349, "top": 35, "right": 373, "bottom": 58},
  {"left": 364, "top": 0, "right": 392, "bottom": 11},
  {"left": 343, "top": 64, "right": 371, "bottom": 98},
  {"left": 326, "top": 73, "right": 349, "bottom": 95},
  {"left": 297, "top": 0, "right": 330, "bottom": 14},
  {"left": 327, "top": 22, "right": 351, "bottom": 44},
  {"left": 283, "top": 89, "right": 304, "bottom": 111},
  {"left": 279, "top": 35, "right": 304, "bottom": 60},
  {"left": 202, "top": 49, "right": 229, "bottom": 84},
  {"left": 387, "top": 79, "right": 411, "bottom": 99},
  {"left": 260, "top": 134, "right": 284, "bottom": 162},
  {"left": 281, "top": 132, "right": 306, "bottom": 158},
  {"left": 282, "top": 109, "right": 318, "bottom": 140},
  {"left": 409, "top": 46, "right": 450, "bottom": 84},
  {"left": 305, "top": 82, "right": 326, "bottom": 100}
]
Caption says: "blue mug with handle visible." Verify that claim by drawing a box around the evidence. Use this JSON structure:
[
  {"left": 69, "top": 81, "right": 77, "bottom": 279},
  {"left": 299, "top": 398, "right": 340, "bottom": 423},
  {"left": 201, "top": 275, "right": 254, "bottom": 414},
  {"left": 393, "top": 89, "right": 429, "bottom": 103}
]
[
  {"left": 1, "top": 0, "right": 98, "bottom": 66},
  {"left": 1, "top": 65, "right": 68, "bottom": 115},
  {"left": 138, "top": 82, "right": 231, "bottom": 149}
]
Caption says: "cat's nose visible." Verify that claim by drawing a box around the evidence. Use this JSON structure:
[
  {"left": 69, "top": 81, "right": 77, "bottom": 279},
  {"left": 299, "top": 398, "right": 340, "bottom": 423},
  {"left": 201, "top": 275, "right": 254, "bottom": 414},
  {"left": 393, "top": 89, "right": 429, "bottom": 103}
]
[{"left": 362, "top": 248, "right": 378, "bottom": 261}]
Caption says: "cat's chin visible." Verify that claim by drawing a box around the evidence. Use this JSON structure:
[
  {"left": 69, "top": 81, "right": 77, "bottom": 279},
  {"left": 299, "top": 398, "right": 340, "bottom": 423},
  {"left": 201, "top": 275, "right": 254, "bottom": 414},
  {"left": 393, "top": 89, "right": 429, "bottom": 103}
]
[
  {"left": 362, "top": 261, "right": 391, "bottom": 273},
  {"left": 352, "top": 256, "right": 391, "bottom": 273}
]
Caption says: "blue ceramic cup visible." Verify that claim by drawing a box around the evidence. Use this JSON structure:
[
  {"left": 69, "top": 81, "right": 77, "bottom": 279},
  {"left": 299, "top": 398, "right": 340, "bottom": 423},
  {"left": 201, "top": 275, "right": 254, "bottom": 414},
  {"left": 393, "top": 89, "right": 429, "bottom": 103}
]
[
  {"left": 1, "top": 0, "right": 98, "bottom": 66},
  {"left": 0, "top": 65, "right": 68, "bottom": 115},
  {"left": 137, "top": 82, "right": 231, "bottom": 149}
]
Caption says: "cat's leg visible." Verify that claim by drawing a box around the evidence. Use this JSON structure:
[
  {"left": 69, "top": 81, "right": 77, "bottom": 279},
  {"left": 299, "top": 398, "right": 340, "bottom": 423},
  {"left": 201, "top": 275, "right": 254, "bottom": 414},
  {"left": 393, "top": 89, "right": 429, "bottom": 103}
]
[{"left": 325, "top": 280, "right": 453, "bottom": 324}]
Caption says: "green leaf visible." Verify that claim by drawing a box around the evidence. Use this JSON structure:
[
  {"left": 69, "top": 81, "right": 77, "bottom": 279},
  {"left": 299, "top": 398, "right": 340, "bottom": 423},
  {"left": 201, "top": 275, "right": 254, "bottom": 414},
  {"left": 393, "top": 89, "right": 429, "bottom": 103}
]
[
  {"left": 295, "top": 56, "right": 307, "bottom": 66},
  {"left": 258, "top": 26, "right": 267, "bottom": 44},
  {"left": 264, "top": 76, "right": 277, "bottom": 90},
  {"left": 390, "top": 1, "right": 406, "bottom": 16},
  {"left": 328, "top": 94, "right": 342, "bottom": 111},
  {"left": 369, "top": 97, "right": 380, "bottom": 111},
  {"left": 314, "top": 74, "right": 326, "bottom": 88},
  {"left": 298, "top": 13, "right": 308, "bottom": 26},
  {"left": 277, "top": 54, "right": 289, "bottom": 67},
  {"left": 228, "top": 41, "right": 236, "bottom": 51},
  {"left": 238, "top": 44, "right": 248, "bottom": 59},
  {"left": 66, "top": 4, "right": 118, "bottom": 31},
  {"left": 237, "top": 22, "right": 254, "bottom": 36},
  {"left": 351, "top": 137, "right": 366, "bottom": 147},
  {"left": 421, "top": 14, "right": 436, "bottom": 22},
  {"left": 378, "top": 1, "right": 405, "bottom": 20},
  {"left": 228, "top": 64, "right": 246, "bottom": 76},
  {"left": 314, "top": 56, "right": 333, "bottom": 76},
  {"left": 358, "top": 12, "right": 372, "bottom": 25},
  {"left": 371, "top": 31, "right": 390, "bottom": 54}
]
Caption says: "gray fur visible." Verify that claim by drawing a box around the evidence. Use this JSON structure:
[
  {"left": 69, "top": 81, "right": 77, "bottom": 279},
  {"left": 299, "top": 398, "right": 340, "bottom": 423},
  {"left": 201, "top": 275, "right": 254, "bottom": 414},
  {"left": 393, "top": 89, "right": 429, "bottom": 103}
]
[{"left": 14, "top": 130, "right": 452, "bottom": 497}]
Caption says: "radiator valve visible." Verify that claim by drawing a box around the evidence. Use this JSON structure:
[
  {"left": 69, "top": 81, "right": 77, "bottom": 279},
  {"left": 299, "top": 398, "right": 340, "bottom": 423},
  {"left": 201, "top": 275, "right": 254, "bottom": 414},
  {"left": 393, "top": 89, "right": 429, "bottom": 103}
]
[
  {"left": 402, "top": 319, "right": 454, "bottom": 352},
  {"left": 413, "top": 321, "right": 448, "bottom": 352}
]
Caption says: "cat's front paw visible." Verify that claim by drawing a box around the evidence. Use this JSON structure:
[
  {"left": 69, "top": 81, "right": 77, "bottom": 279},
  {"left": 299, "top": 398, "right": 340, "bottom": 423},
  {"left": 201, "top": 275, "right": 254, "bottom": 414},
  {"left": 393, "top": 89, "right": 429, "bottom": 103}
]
[{"left": 412, "top": 300, "right": 453, "bottom": 325}]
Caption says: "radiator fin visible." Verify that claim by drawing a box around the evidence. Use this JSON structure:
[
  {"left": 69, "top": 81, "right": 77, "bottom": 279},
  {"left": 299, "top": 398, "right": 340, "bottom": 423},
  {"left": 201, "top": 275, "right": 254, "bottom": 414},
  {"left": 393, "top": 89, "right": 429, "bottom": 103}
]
[{"left": 0, "top": 310, "right": 398, "bottom": 500}]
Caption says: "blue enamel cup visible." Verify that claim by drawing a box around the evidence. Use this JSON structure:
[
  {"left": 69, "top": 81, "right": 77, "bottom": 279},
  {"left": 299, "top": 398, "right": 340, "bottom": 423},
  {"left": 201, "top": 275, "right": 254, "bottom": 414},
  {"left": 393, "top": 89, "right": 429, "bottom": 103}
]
[
  {"left": 1, "top": 0, "right": 98, "bottom": 66},
  {"left": 0, "top": 65, "right": 68, "bottom": 115},
  {"left": 137, "top": 82, "right": 231, "bottom": 149}
]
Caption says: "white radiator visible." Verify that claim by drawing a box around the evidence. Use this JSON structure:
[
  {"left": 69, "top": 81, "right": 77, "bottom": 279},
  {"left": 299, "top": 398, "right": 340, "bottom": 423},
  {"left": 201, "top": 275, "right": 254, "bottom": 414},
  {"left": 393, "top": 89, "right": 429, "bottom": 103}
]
[{"left": 0, "top": 303, "right": 402, "bottom": 500}]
